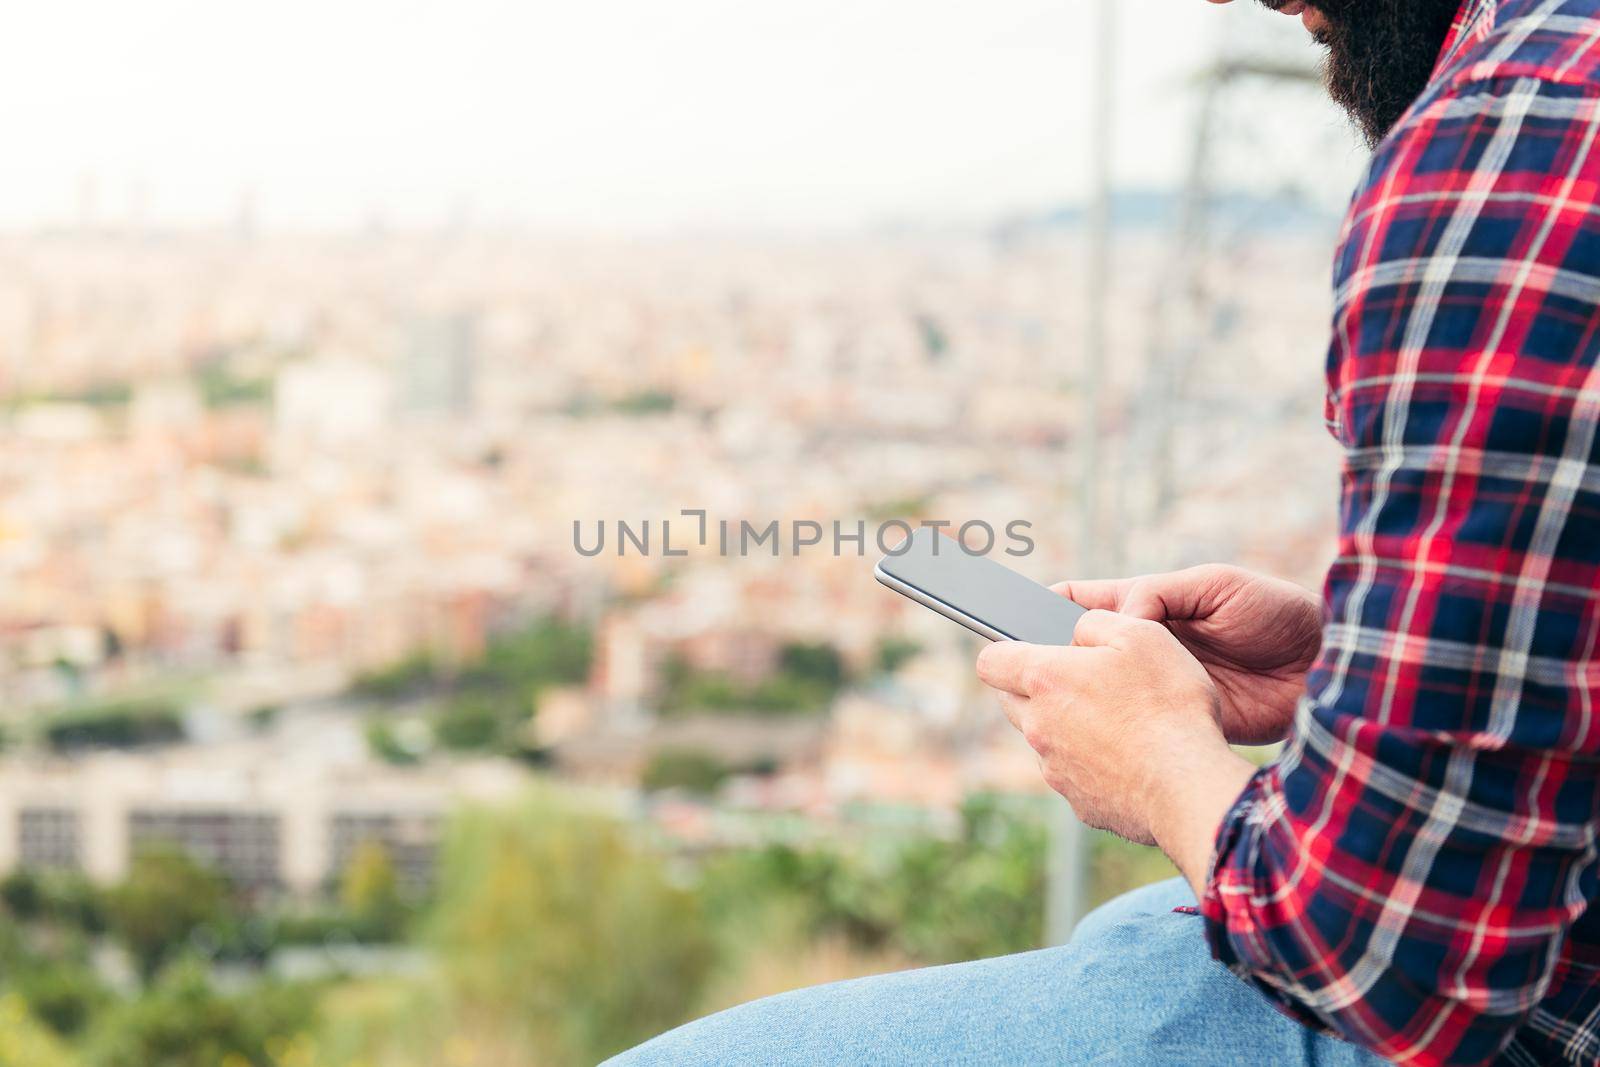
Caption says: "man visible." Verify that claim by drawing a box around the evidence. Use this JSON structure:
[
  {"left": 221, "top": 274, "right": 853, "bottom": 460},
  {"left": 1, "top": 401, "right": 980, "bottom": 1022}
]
[{"left": 612, "top": 0, "right": 1600, "bottom": 1063}]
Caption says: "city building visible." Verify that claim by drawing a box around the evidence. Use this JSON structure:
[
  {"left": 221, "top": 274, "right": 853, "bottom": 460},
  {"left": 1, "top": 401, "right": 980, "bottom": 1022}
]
[{"left": 0, "top": 739, "right": 526, "bottom": 897}]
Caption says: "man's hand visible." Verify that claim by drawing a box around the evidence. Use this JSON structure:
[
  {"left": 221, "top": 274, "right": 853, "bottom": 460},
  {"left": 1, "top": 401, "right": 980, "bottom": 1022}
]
[
  {"left": 976, "top": 611, "right": 1257, "bottom": 892},
  {"left": 1055, "top": 565, "right": 1321, "bottom": 745}
]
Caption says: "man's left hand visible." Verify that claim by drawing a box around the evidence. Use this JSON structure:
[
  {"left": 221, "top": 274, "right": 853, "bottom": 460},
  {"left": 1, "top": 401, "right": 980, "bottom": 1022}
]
[{"left": 976, "top": 610, "right": 1256, "bottom": 878}]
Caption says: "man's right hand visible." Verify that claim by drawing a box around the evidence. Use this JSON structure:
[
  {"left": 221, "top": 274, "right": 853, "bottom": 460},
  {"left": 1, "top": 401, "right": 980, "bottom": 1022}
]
[{"left": 1055, "top": 565, "right": 1322, "bottom": 745}]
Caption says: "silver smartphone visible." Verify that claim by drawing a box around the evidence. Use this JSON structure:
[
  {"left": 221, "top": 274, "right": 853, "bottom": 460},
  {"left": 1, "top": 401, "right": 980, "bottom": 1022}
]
[{"left": 874, "top": 527, "right": 1086, "bottom": 645}]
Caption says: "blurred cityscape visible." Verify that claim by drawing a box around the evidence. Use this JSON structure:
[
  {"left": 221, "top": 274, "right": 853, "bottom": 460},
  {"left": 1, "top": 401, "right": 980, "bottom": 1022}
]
[
  {"left": 0, "top": 6, "right": 1372, "bottom": 1063},
  {"left": 0, "top": 209, "right": 1344, "bottom": 1064},
  {"left": 0, "top": 212, "right": 1344, "bottom": 817}
]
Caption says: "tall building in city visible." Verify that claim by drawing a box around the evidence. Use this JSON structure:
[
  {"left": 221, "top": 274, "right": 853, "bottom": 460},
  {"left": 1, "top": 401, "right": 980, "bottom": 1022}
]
[{"left": 399, "top": 312, "right": 477, "bottom": 419}]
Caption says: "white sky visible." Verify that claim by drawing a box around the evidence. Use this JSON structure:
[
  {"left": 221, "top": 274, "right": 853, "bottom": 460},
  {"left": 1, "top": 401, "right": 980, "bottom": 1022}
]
[{"left": 2, "top": 0, "right": 1364, "bottom": 231}]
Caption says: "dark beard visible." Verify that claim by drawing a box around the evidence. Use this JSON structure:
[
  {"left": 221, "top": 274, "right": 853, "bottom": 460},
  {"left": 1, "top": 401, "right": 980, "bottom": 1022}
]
[{"left": 1266, "top": 0, "right": 1463, "bottom": 147}]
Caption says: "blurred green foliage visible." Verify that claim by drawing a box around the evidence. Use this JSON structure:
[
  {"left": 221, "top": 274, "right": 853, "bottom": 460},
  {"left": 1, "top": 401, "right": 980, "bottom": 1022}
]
[
  {"left": 0, "top": 871, "right": 112, "bottom": 1043},
  {"left": 459, "top": 616, "right": 593, "bottom": 693},
  {"left": 350, "top": 650, "right": 441, "bottom": 703},
  {"left": 354, "top": 616, "right": 593, "bottom": 755},
  {"left": 104, "top": 846, "right": 230, "bottom": 981},
  {"left": 863, "top": 494, "right": 933, "bottom": 523},
  {"left": 0, "top": 995, "right": 81, "bottom": 1067},
  {"left": 658, "top": 640, "right": 850, "bottom": 716},
  {"left": 611, "top": 388, "right": 677, "bottom": 415},
  {"left": 194, "top": 362, "right": 274, "bottom": 409},
  {"left": 429, "top": 796, "right": 716, "bottom": 1065},
  {"left": 0, "top": 782, "right": 1177, "bottom": 1066},
  {"left": 14, "top": 962, "right": 109, "bottom": 1039},
  {"left": 245, "top": 704, "right": 282, "bottom": 733},
  {"left": 1088, "top": 831, "right": 1180, "bottom": 909},
  {"left": 0, "top": 837, "right": 421, "bottom": 1064},
  {"left": 430, "top": 694, "right": 514, "bottom": 751},
  {"left": 364, "top": 718, "right": 421, "bottom": 766},
  {"left": 82, "top": 959, "right": 314, "bottom": 1067},
  {"left": 43, "top": 700, "right": 185, "bottom": 753},
  {"left": 563, "top": 388, "right": 679, "bottom": 417},
  {"left": 702, "top": 796, "right": 1047, "bottom": 964},
  {"left": 874, "top": 636, "right": 923, "bottom": 674},
  {"left": 3, "top": 381, "right": 132, "bottom": 411},
  {"left": 641, "top": 749, "right": 733, "bottom": 795},
  {"left": 339, "top": 842, "right": 408, "bottom": 941},
  {"left": 0, "top": 869, "right": 106, "bottom": 933},
  {"left": 777, "top": 642, "right": 847, "bottom": 691}
]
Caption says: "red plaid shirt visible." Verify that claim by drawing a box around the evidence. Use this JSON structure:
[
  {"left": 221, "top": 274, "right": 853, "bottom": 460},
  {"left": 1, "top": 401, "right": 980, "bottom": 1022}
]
[{"left": 1200, "top": 2, "right": 1600, "bottom": 1064}]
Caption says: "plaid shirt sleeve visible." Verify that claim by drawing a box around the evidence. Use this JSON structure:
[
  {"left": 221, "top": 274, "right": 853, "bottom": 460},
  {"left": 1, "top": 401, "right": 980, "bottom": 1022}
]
[{"left": 1199, "top": 73, "right": 1600, "bottom": 1067}]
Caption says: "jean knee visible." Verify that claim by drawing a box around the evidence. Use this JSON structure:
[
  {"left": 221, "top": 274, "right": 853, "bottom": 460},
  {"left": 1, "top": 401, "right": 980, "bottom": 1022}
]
[{"left": 1069, "top": 876, "right": 1194, "bottom": 946}]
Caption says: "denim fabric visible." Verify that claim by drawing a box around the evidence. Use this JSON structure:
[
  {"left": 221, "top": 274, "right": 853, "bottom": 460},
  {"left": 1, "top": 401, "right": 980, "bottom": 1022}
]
[{"left": 606, "top": 877, "right": 1392, "bottom": 1066}]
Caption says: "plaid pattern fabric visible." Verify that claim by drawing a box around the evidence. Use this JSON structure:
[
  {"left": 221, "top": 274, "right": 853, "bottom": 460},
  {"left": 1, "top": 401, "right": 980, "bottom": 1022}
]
[{"left": 1200, "top": 2, "right": 1600, "bottom": 1065}]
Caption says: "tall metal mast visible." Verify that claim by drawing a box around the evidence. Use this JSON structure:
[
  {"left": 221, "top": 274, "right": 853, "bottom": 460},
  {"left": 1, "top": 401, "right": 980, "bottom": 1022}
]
[
  {"left": 1046, "top": 11, "right": 1329, "bottom": 946},
  {"left": 1140, "top": 36, "right": 1320, "bottom": 543},
  {"left": 1046, "top": 0, "right": 1116, "bottom": 947}
]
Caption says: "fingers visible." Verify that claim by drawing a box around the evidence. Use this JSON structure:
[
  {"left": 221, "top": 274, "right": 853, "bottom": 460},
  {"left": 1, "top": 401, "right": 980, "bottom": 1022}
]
[
  {"left": 995, "top": 690, "right": 1028, "bottom": 735},
  {"left": 981, "top": 655, "right": 1040, "bottom": 758},
  {"left": 1056, "top": 565, "right": 1251, "bottom": 624},
  {"left": 1051, "top": 576, "right": 1165, "bottom": 622},
  {"left": 1050, "top": 577, "right": 1129, "bottom": 611},
  {"left": 1113, "top": 582, "right": 1171, "bottom": 623},
  {"left": 977, "top": 640, "right": 1104, "bottom": 698},
  {"left": 1071, "top": 608, "right": 1163, "bottom": 649},
  {"left": 976, "top": 641, "right": 1045, "bottom": 695}
]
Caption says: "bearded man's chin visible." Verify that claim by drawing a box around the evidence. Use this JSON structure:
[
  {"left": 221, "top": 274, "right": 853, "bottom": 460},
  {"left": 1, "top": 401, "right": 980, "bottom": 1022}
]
[{"left": 1311, "top": 0, "right": 1462, "bottom": 148}]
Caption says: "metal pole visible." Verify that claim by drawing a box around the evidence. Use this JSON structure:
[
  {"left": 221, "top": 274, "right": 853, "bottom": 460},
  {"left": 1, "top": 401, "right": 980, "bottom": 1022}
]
[{"left": 1046, "top": 0, "right": 1115, "bottom": 948}]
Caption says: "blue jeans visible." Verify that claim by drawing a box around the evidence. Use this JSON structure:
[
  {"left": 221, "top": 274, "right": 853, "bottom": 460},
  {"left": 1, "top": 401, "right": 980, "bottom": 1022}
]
[{"left": 607, "top": 877, "right": 1390, "bottom": 1066}]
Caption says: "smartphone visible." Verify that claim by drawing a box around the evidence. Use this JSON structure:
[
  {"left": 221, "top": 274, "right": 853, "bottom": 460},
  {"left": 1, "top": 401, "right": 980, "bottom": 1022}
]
[{"left": 874, "top": 527, "right": 1086, "bottom": 645}]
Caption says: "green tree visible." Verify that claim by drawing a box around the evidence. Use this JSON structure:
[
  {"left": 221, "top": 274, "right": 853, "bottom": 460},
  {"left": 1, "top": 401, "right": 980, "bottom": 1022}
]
[
  {"left": 340, "top": 841, "right": 406, "bottom": 940},
  {"left": 700, "top": 796, "right": 1049, "bottom": 965},
  {"left": 431, "top": 695, "right": 512, "bottom": 751},
  {"left": 195, "top": 362, "right": 274, "bottom": 409},
  {"left": 56, "top": 874, "right": 105, "bottom": 934},
  {"left": 0, "top": 871, "right": 109, "bottom": 1038},
  {"left": 364, "top": 718, "right": 420, "bottom": 765},
  {"left": 14, "top": 961, "right": 109, "bottom": 1038},
  {"left": 83, "top": 959, "right": 313, "bottom": 1067},
  {"left": 746, "top": 673, "right": 829, "bottom": 713},
  {"left": 0, "top": 994, "right": 81, "bottom": 1067},
  {"left": 877, "top": 796, "right": 1048, "bottom": 962},
  {"left": 464, "top": 617, "right": 593, "bottom": 693},
  {"left": 657, "top": 656, "right": 741, "bottom": 714},
  {"left": 777, "top": 642, "right": 846, "bottom": 692},
  {"left": 641, "top": 749, "right": 731, "bottom": 796},
  {"left": 658, "top": 641, "right": 849, "bottom": 717},
  {"left": 874, "top": 636, "right": 922, "bottom": 674},
  {"left": 0, "top": 870, "right": 42, "bottom": 920},
  {"left": 44, "top": 699, "right": 184, "bottom": 753},
  {"left": 21, "top": 871, "right": 106, "bottom": 934},
  {"left": 430, "top": 796, "right": 716, "bottom": 1065},
  {"left": 1088, "top": 831, "right": 1179, "bottom": 910},
  {"left": 245, "top": 704, "right": 281, "bottom": 732},
  {"left": 104, "top": 846, "right": 229, "bottom": 981},
  {"left": 351, "top": 651, "right": 441, "bottom": 702},
  {"left": 611, "top": 389, "right": 677, "bottom": 416},
  {"left": 355, "top": 616, "right": 593, "bottom": 752}
]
